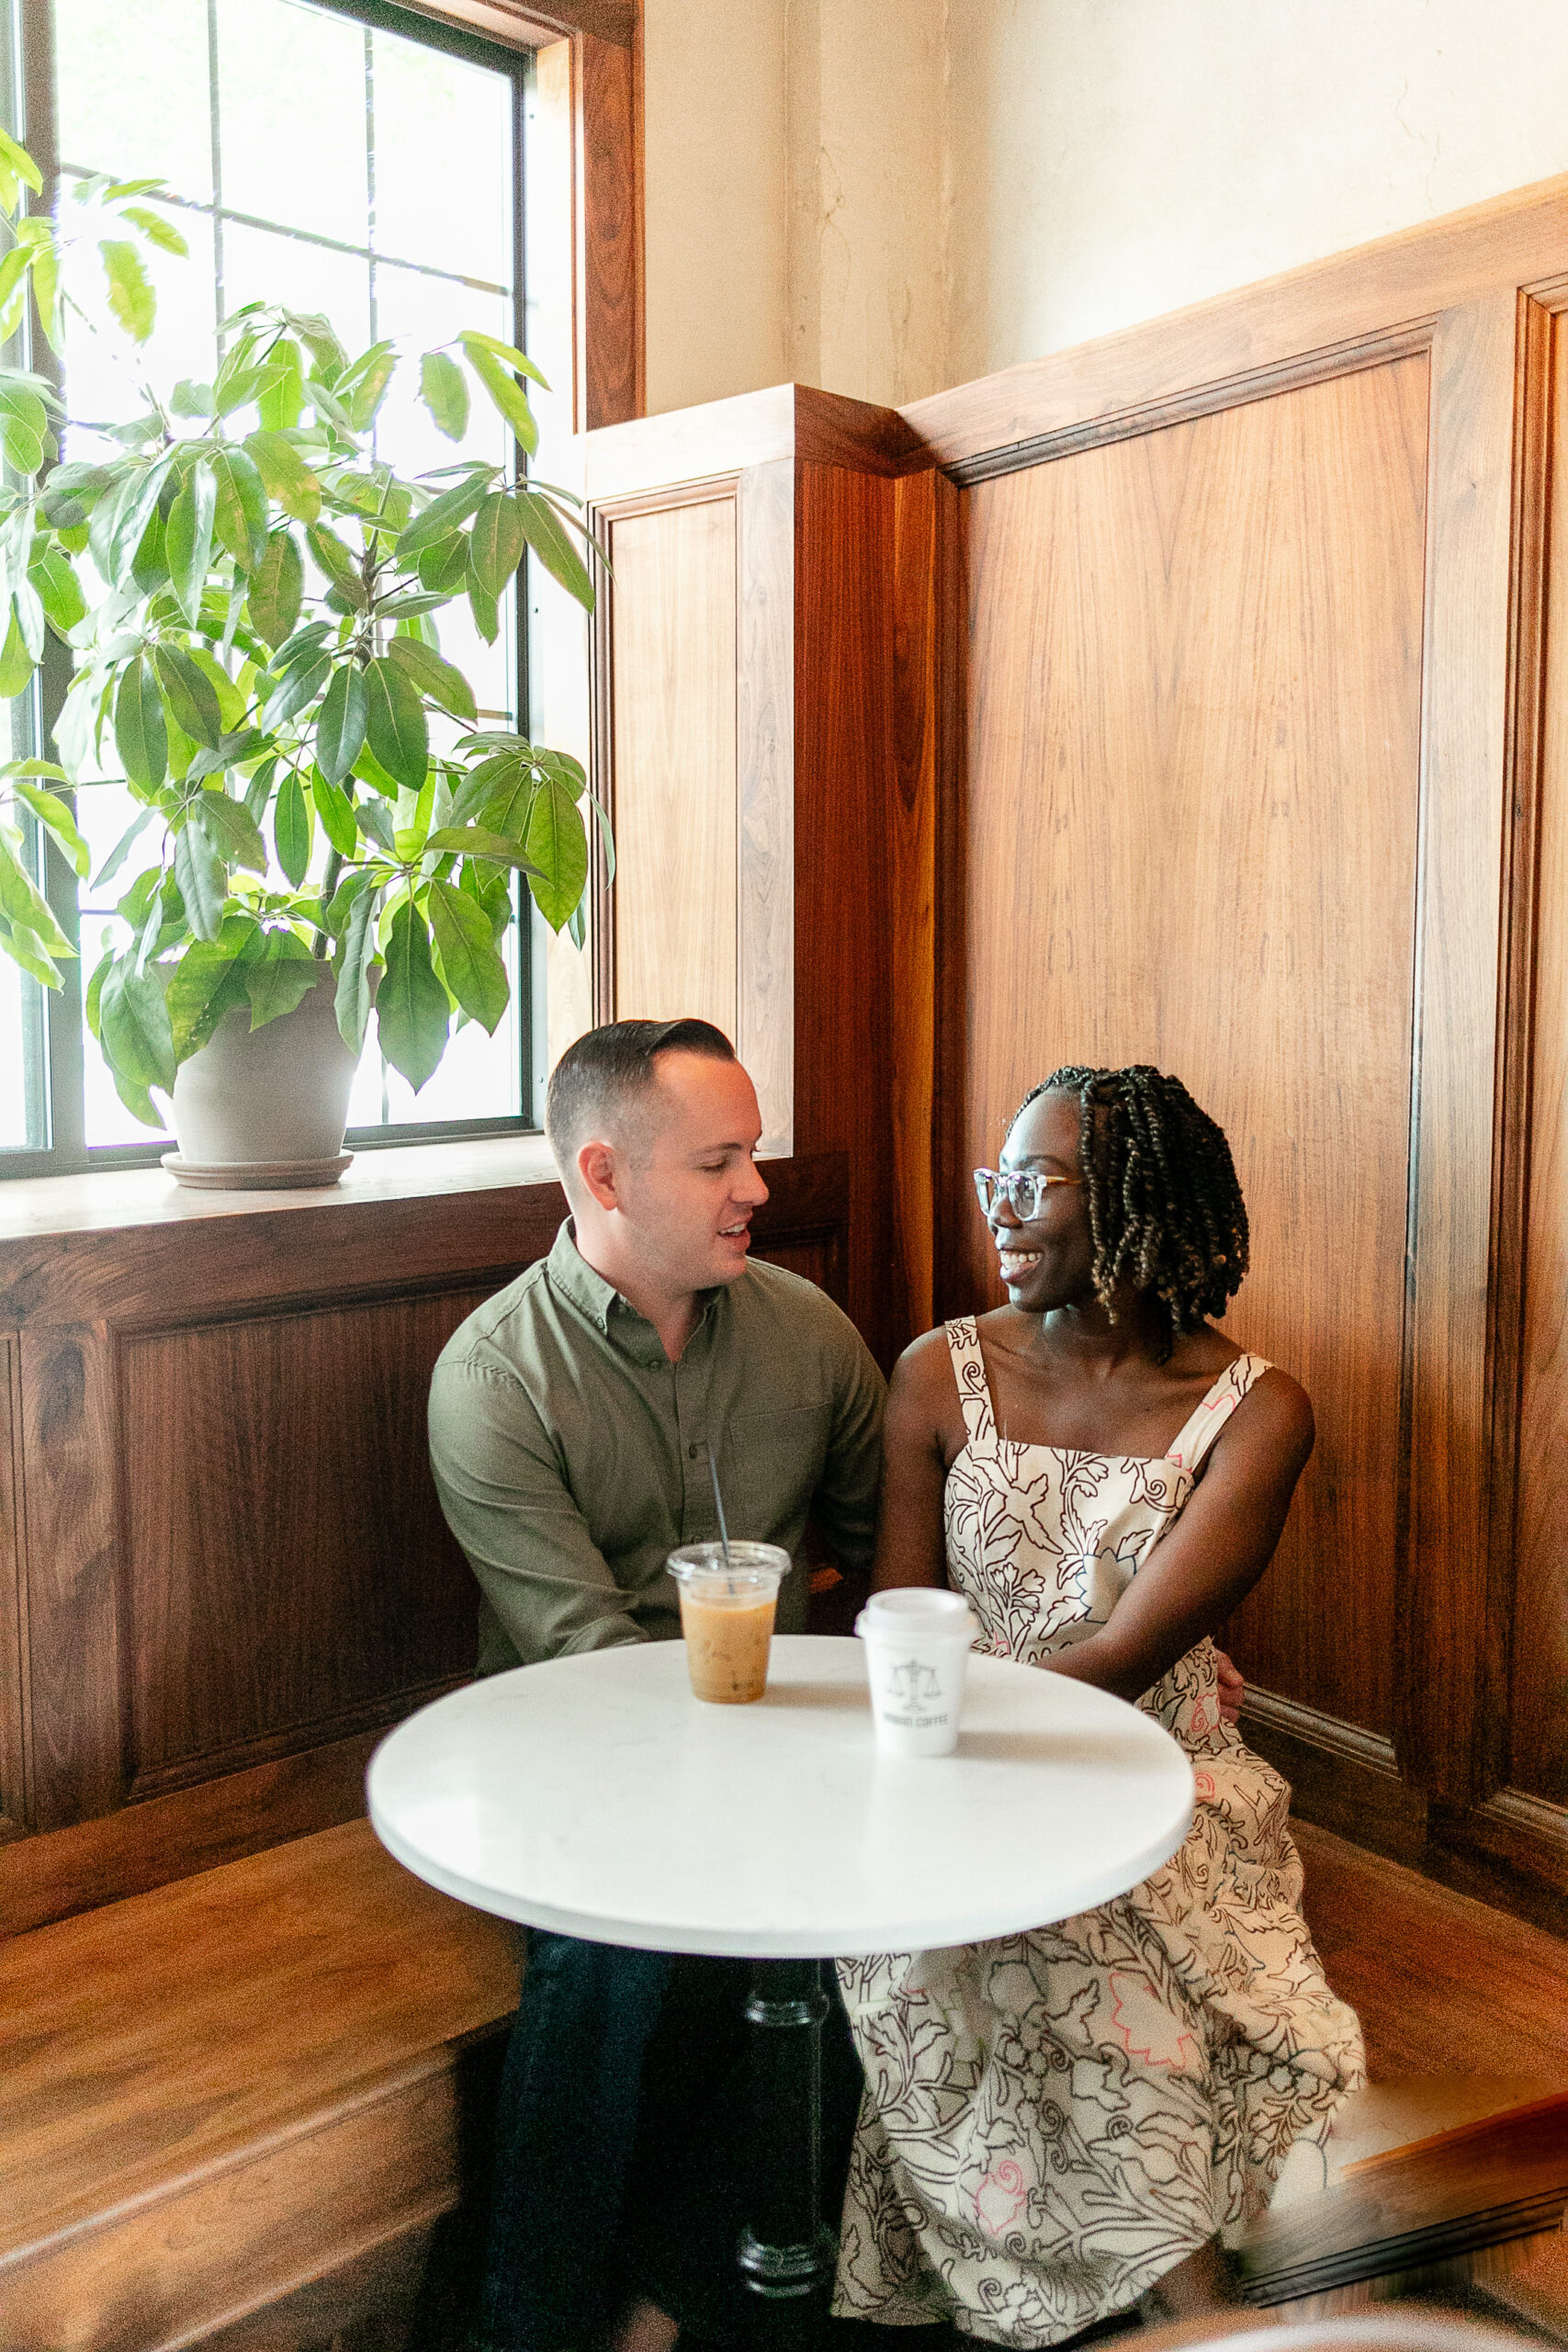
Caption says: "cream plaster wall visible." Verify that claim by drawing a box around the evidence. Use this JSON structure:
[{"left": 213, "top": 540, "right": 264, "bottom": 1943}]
[{"left": 642, "top": 0, "right": 1568, "bottom": 410}]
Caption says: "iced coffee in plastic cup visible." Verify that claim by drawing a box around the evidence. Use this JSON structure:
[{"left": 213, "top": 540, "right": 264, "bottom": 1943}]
[{"left": 669, "top": 1542, "right": 789, "bottom": 1704}]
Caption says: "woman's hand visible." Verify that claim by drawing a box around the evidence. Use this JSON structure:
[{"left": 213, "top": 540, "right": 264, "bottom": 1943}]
[{"left": 1214, "top": 1648, "right": 1245, "bottom": 1725}]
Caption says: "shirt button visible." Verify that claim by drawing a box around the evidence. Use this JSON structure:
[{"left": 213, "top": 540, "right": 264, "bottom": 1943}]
[{"left": 688, "top": 1442, "right": 700, "bottom": 1458}]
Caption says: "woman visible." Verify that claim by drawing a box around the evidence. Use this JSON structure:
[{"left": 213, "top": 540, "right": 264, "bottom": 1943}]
[{"left": 833, "top": 1065, "right": 1365, "bottom": 2345}]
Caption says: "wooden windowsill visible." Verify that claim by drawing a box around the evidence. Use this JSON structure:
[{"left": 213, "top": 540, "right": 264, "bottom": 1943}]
[{"left": 0, "top": 1133, "right": 563, "bottom": 1246}]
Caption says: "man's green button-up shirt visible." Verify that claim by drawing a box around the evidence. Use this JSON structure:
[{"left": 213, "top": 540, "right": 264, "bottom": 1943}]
[{"left": 429, "top": 1220, "right": 886, "bottom": 1672}]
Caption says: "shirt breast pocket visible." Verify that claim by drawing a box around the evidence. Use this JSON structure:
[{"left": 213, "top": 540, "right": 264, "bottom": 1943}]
[{"left": 722, "top": 1400, "right": 833, "bottom": 1537}]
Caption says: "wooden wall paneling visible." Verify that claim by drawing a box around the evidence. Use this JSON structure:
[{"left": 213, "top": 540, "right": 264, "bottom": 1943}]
[
  {"left": 737, "top": 457, "right": 795, "bottom": 1155},
  {"left": 603, "top": 484, "right": 739, "bottom": 1037},
  {"left": 953, "top": 357, "right": 1430, "bottom": 1741},
  {"left": 0, "top": 1331, "right": 26, "bottom": 1838},
  {"left": 579, "top": 29, "right": 642, "bottom": 429},
  {"left": 1395, "top": 292, "right": 1519, "bottom": 1805},
  {"left": 117, "top": 1287, "right": 494, "bottom": 1799},
  {"left": 20, "top": 1323, "right": 119, "bottom": 1829},
  {"left": 793, "top": 460, "right": 910, "bottom": 1368}
]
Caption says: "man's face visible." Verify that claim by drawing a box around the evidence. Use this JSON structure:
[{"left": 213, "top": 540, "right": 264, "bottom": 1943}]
[{"left": 592, "top": 1051, "right": 770, "bottom": 1293}]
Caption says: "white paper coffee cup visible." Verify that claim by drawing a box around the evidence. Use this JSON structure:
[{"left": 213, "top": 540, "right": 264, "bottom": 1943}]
[{"left": 856, "top": 1588, "right": 977, "bottom": 1756}]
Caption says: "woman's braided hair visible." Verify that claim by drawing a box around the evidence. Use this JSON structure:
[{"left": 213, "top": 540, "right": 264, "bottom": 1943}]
[{"left": 1016, "top": 1065, "right": 1249, "bottom": 1362}]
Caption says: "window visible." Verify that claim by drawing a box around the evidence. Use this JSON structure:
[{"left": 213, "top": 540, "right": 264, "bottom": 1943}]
[{"left": 6, "top": 0, "right": 553, "bottom": 1172}]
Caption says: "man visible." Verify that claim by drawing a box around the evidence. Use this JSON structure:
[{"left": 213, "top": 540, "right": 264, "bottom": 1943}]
[{"left": 429, "top": 1017, "right": 886, "bottom": 2352}]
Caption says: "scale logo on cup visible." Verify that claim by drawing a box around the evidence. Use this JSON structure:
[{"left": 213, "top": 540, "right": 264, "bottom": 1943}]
[
  {"left": 856, "top": 1590, "right": 977, "bottom": 1755},
  {"left": 882, "top": 1656, "right": 950, "bottom": 1729}
]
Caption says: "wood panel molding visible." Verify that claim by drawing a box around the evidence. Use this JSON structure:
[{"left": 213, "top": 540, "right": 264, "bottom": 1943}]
[
  {"left": 1242, "top": 1689, "right": 1428, "bottom": 1865},
  {"left": 1395, "top": 290, "right": 1518, "bottom": 1804},
  {"left": 403, "top": 0, "right": 637, "bottom": 46},
  {"left": 582, "top": 383, "right": 923, "bottom": 505},
  {"left": 736, "top": 458, "right": 796, "bottom": 1156},
  {"left": 897, "top": 169, "right": 1568, "bottom": 469},
  {"left": 0, "top": 1333, "right": 25, "bottom": 1840}
]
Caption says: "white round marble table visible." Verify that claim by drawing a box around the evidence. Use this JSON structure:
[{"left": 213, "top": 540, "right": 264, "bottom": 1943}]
[{"left": 368, "top": 1634, "right": 1193, "bottom": 2344}]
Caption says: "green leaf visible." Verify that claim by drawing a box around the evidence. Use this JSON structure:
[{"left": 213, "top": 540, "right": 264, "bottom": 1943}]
[
  {"left": 415, "top": 532, "right": 470, "bottom": 595},
  {"left": 310, "top": 763, "right": 357, "bottom": 856},
  {"left": 210, "top": 445, "right": 269, "bottom": 571},
  {"left": 243, "top": 429, "right": 321, "bottom": 523},
  {"left": 334, "top": 872, "right": 381, "bottom": 1052},
  {"left": 378, "top": 894, "right": 448, "bottom": 1091},
  {"left": 354, "top": 792, "right": 395, "bottom": 852},
  {"left": 0, "top": 605, "right": 31, "bottom": 697},
  {"left": 468, "top": 491, "right": 528, "bottom": 599},
  {"left": 173, "top": 816, "right": 228, "bottom": 941},
  {"left": 459, "top": 337, "right": 539, "bottom": 458},
  {"left": 214, "top": 362, "right": 289, "bottom": 420},
  {"left": 121, "top": 203, "right": 187, "bottom": 256},
  {"left": 428, "top": 876, "right": 508, "bottom": 1034},
  {"left": 247, "top": 527, "right": 304, "bottom": 649},
  {"left": 0, "top": 826, "right": 72, "bottom": 956},
  {"left": 457, "top": 328, "right": 547, "bottom": 386},
  {"left": 522, "top": 766, "right": 590, "bottom": 932},
  {"left": 13, "top": 575, "right": 44, "bottom": 662},
  {"left": 91, "top": 804, "right": 155, "bottom": 889},
  {"left": 1, "top": 915, "right": 65, "bottom": 988},
  {"left": 190, "top": 787, "right": 268, "bottom": 874},
  {"left": 273, "top": 765, "right": 313, "bottom": 886},
  {"left": 99, "top": 955, "right": 176, "bottom": 1091},
  {"left": 29, "top": 543, "right": 86, "bottom": 635},
  {"left": 364, "top": 656, "right": 428, "bottom": 792},
  {"left": 468, "top": 574, "right": 499, "bottom": 645},
  {"left": 387, "top": 634, "right": 477, "bottom": 721},
  {"left": 0, "top": 129, "right": 43, "bottom": 206},
  {"left": 115, "top": 655, "right": 168, "bottom": 789},
  {"left": 26, "top": 228, "right": 60, "bottom": 351},
  {"left": 164, "top": 464, "right": 218, "bottom": 628},
  {"left": 13, "top": 779, "right": 89, "bottom": 876},
  {"left": 283, "top": 310, "right": 347, "bottom": 376},
  {"left": 513, "top": 489, "right": 594, "bottom": 610},
  {"left": 166, "top": 915, "right": 260, "bottom": 1057},
  {"left": 243, "top": 754, "right": 278, "bottom": 821},
  {"left": 315, "top": 662, "right": 367, "bottom": 785},
  {"left": 262, "top": 648, "right": 331, "bottom": 730},
  {"left": 98, "top": 238, "right": 156, "bottom": 343},
  {"left": 170, "top": 378, "right": 214, "bottom": 417},
  {"left": 256, "top": 338, "right": 304, "bottom": 432},
  {"left": 244, "top": 926, "right": 317, "bottom": 1029},
  {"left": 397, "top": 468, "right": 493, "bottom": 559},
  {"left": 336, "top": 339, "right": 397, "bottom": 431},
  {"left": 306, "top": 520, "right": 364, "bottom": 605},
  {"left": 419, "top": 348, "right": 470, "bottom": 442},
  {"left": 424, "top": 823, "right": 542, "bottom": 871},
  {"left": 152, "top": 643, "right": 224, "bottom": 748}
]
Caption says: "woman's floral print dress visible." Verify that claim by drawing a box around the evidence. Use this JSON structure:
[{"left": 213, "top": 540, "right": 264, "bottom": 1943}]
[{"left": 832, "top": 1319, "right": 1365, "bottom": 2345}]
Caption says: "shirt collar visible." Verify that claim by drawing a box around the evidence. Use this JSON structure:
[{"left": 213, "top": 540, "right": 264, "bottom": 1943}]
[{"left": 546, "top": 1220, "right": 727, "bottom": 1361}]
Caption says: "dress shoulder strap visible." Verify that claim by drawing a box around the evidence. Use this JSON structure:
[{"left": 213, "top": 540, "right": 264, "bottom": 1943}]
[
  {"left": 945, "top": 1317, "right": 997, "bottom": 1447},
  {"left": 1165, "top": 1351, "right": 1272, "bottom": 1474}
]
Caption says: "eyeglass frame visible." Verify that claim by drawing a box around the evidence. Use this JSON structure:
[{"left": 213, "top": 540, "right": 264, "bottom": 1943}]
[{"left": 973, "top": 1166, "right": 1083, "bottom": 1221}]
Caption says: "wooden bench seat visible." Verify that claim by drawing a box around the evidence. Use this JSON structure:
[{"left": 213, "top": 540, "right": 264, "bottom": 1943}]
[{"left": 0, "top": 1819, "right": 521, "bottom": 2352}]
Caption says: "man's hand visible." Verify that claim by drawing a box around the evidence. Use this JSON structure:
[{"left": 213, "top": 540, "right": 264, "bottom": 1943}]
[{"left": 1215, "top": 1647, "right": 1245, "bottom": 1726}]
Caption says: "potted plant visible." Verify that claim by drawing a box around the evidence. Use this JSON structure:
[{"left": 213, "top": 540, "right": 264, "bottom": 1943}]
[{"left": 0, "top": 130, "right": 605, "bottom": 1183}]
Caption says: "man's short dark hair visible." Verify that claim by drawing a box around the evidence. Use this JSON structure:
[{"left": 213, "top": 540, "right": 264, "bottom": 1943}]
[{"left": 546, "top": 1017, "right": 738, "bottom": 1181}]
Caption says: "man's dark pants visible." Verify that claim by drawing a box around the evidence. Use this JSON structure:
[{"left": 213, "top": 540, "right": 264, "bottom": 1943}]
[{"left": 477, "top": 1928, "right": 866, "bottom": 2349}]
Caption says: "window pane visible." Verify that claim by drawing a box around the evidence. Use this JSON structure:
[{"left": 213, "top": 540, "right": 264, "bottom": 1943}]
[
  {"left": 371, "top": 25, "right": 513, "bottom": 288},
  {"left": 212, "top": 0, "right": 367, "bottom": 248},
  {"left": 220, "top": 217, "right": 371, "bottom": 356},
  {"left": 53, "top": 0, "right": 214, "bottom": 201}
]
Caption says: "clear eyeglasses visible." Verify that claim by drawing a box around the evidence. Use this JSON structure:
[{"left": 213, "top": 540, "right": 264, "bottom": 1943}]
[{"left": 972, "top": 1167, "right": 1083, "bottom": 1221}]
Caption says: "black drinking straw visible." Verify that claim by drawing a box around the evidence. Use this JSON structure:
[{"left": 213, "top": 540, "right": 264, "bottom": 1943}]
[{"left": 705, "top": 1439, "right": 735, "bottom": 1588}]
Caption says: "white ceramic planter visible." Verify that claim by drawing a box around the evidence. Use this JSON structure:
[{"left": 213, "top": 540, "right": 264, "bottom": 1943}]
[{"left": 164, "top": 962, "right": 362, "bottom": 1189}]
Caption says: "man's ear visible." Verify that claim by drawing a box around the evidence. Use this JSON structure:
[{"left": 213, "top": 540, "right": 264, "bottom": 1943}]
[{"left": 577, "top": 1138, "right": 620, "bottom": 1213}]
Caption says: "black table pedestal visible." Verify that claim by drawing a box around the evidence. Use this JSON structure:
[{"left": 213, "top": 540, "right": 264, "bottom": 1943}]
[{"left": 739, "top": 1956, "right": 836, "bottom": 2346}]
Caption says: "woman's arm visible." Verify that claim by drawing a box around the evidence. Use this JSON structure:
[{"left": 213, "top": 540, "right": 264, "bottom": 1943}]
[
  {"left": 869, "top": 1331, "right": 955, "bottom": 1590},
  {"left": 1046, "top": 1369, "right": 1314, "bottom": 1701}
]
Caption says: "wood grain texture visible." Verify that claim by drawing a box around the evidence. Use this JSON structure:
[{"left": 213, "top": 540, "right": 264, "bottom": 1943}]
[
  {"left": 0, "top": 1727, "right": 382, "bottom": 1933},
  {"left": 0, "top": 1820, "right": 518, "bottom": 2352},
  {"left": 606, "top": 491, "right": 739, "bottom": 1036},
  {"left": 117, "top": 1291, "right": 491, "bottom": 1794},
  {"left": 0, "top": 1336, "right": 24, "bottom": 1838},
  {"left": 737, "top": 458, "right": 795, "bottom": 1154},
  {"left": 1397, "top": 294, "right": 1518, "bottom": 1803},
  {"left": 1509, "top": 301, "right": 1568, "bottom": 1811},
  {"left": 580, "top": 31, "right": 641, "bottom": 430},
  {"left": 582, "top": 383, "right": 921, "bottom": 505},
  {"left": 20, "top": 1325, "right": 120, "bottom": 1826},
  {"left": 404, "top": 0, "right": 637, "bottom": 46},
  {"left": 1242, "top": 1689, "right": 1429, "bottom": 1866},
  {"left": 898, "top": 169, "right": 1568, "bottom": 470},
  {"left": 793, "top": 459, "right": 910, "bottom": 1369},
  {"left": 953, "top": 358, "right": 1429, "bottom": 1735}
]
